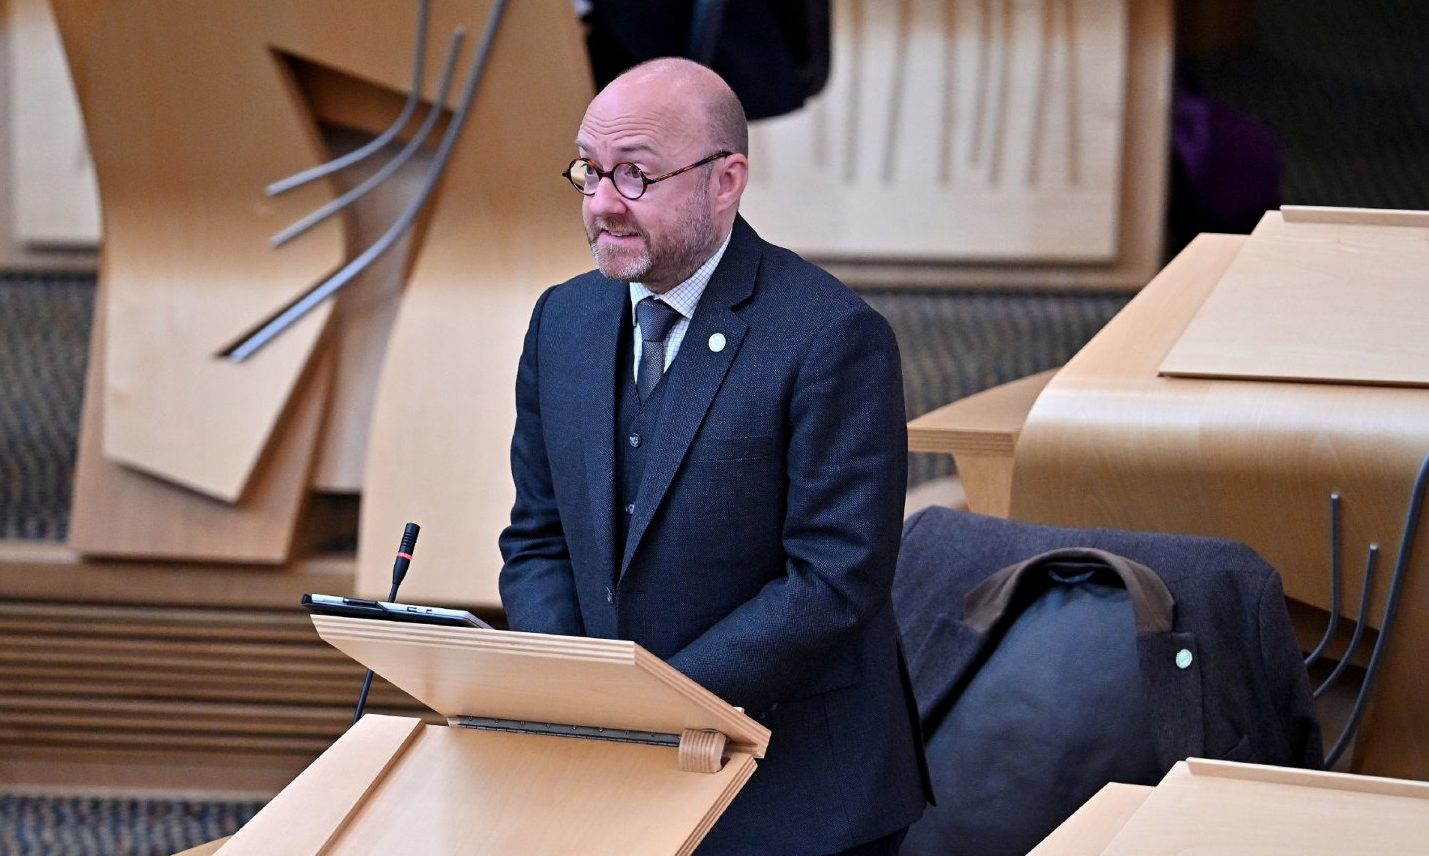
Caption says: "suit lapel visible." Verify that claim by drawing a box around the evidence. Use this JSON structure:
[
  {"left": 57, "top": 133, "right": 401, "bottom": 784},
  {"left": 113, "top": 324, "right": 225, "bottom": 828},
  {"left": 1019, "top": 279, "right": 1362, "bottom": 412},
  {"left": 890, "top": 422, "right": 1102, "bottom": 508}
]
[
  {"left": 619, "top": 221, "right": 760, "bottom": 577},
  {"left": 578, "top": 277, "right": 628, "bottom": 588}
]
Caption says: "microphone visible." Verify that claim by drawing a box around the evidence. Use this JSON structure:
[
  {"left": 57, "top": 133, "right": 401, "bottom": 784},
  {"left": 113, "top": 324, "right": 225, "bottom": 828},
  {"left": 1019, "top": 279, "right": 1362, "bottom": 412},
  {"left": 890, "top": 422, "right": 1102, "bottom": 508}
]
[
  {"left": 352, "top": 522, "right": 421, "bottom": 724},
  {"left": 390, "top": 522, "right": 420, "bottom": 594}
]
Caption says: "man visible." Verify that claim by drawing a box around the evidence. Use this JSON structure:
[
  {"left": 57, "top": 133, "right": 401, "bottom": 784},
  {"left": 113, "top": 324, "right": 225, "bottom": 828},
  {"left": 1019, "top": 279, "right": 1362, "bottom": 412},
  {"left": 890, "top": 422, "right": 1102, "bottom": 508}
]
[{"left": 499, "top": 58, "right": 928, "bottom": 855}]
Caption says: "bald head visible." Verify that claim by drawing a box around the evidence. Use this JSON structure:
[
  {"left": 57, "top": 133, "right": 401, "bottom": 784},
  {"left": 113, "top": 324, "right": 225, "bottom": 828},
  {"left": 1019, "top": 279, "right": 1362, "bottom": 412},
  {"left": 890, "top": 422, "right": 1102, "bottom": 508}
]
[
  {"left": 573, "top": 58, "right": 751, "bottom": 291},
  {"left": 598, "top": 58, "right": 748, "bottom": 156}
]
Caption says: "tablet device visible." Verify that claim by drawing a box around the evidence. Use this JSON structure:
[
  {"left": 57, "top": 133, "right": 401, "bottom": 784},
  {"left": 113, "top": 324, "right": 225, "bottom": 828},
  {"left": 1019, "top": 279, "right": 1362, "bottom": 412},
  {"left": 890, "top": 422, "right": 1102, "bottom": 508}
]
[{"left": 301, "top": 593, "right": 492, "bottom": 629}]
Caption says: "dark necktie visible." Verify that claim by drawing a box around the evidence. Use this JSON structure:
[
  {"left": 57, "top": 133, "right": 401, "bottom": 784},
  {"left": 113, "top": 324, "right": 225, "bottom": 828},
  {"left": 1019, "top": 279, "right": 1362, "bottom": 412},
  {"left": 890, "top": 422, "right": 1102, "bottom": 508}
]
[{"left": 636, "top": 297, "right": 680, "bottom": 402}]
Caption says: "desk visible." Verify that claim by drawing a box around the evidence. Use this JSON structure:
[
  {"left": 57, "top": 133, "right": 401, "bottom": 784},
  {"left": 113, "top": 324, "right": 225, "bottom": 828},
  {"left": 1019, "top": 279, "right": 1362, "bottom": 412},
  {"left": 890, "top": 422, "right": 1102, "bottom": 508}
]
[{"left": 907, "top": 223, "right": 1429, "bottom": 778}]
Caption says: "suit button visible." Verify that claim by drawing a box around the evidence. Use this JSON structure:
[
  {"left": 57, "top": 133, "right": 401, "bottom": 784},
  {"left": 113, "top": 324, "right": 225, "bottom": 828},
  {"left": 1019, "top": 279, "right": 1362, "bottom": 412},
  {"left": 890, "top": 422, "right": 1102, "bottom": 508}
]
[
  {"left": 625, "top": 503, "right": 636, "bottom": 515},
  {"left": 606, "top": 585, "right": 615, "bottom": 604},
  {"left": 628, "top": 433, "right": 641, "bottom": 448}
]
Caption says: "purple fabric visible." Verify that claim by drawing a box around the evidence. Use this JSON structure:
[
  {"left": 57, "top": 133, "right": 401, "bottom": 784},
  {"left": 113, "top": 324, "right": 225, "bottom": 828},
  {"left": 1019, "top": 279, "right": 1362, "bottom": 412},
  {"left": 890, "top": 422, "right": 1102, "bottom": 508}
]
[{"left": 1172, "top": 78, "right": 1283, "bottom": 233}]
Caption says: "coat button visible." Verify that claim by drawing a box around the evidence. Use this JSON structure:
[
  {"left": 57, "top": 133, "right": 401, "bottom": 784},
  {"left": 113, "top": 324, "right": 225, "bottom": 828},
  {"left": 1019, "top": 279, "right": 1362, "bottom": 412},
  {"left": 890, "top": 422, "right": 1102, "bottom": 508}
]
[
  {"left": 606, "top": 585, "right": 614, "bottom": 604},
  {"left": 628, "top": 432, "right": 641, "bottom": 448},
  {"left": 625, "top": 503, "right": 635, "bottom": 515},
  {"left": 1176, "top": 649, "right": 1193, "bottom": 669}
]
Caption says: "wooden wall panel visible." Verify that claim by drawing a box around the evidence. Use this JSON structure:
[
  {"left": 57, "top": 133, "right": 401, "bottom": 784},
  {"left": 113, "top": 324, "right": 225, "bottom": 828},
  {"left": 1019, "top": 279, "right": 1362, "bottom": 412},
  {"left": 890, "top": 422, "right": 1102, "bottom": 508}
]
[
  {"left": 5, "top": 0, "right": 100, "bottom": 247},
  {"left": 69, "top": 283, "right": 333, "bottom": 563},
  {"left": 55, "top": 0, "right": 592, "bottom": 584},
  {"left": 0, "top": 597, "right": 438, "bottom": 794},
  {"left": 51, "top": 0, "right": 346, "bottom": 502},
  {"left": 356, "top": 0, "right": 593, "bottom": 606},
  {"left": 743, "top": 0, "right": 1130, "bottom": 263}
]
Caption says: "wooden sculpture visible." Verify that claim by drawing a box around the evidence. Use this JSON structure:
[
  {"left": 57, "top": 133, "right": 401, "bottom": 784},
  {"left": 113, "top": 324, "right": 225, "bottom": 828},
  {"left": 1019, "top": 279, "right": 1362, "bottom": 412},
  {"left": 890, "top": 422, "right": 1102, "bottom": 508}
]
[{"left": 53, "top": 0, "right": 594, "bottom": 603}]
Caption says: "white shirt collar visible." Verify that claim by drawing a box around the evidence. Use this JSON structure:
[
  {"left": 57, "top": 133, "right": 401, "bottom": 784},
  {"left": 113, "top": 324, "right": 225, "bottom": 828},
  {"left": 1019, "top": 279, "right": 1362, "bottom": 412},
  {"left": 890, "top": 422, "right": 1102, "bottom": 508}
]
[{"left": 628, "top": 232, "right": 733, "bottom": 324}]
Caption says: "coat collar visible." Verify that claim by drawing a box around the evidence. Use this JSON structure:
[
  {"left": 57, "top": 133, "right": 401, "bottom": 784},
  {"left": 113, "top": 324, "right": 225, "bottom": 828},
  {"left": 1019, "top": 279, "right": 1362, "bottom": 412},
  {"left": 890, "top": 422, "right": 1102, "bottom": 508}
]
[{"left": 963, "top": 547, "right": 1175, "bottom": 636}]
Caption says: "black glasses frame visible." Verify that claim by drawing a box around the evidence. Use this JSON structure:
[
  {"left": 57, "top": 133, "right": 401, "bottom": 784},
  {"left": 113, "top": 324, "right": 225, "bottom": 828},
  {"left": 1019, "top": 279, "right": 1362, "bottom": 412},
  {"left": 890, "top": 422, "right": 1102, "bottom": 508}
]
[{"left": 562, "top": 151, "right": 733, "bottom": 200}]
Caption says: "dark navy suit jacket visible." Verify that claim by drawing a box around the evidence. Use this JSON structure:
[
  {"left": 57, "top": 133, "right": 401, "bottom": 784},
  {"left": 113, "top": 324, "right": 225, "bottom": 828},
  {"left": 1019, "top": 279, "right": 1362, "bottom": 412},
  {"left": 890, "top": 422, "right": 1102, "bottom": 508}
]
[{"left": 499, "top": 218, "right": 929, "bottom": 854}]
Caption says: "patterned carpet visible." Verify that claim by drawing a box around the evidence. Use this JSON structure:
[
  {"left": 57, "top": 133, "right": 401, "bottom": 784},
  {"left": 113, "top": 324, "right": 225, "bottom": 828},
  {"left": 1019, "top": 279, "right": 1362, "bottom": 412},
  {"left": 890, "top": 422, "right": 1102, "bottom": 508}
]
[
  {"left": 0, "top": 273, "right": 93, "bottom": 542},
  {"left": 1195, "top": 0, "right": 1429, "bottom": 211},
  {"left": 0, "top": 794, "right": 261, "bottom": 856},
  {"left": 866, "top": 288, "right": 1128, "bottom": 484}
]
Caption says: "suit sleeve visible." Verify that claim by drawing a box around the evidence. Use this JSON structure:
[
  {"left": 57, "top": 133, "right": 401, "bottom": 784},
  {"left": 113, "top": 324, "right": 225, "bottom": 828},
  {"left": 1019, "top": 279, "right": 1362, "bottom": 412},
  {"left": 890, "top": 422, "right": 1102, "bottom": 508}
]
[
  {"left": 666, "top": 303, "right": 907, "bottom": 712},
  {"left": 498, "top": 288, "right": 586, "bottom": 636}
]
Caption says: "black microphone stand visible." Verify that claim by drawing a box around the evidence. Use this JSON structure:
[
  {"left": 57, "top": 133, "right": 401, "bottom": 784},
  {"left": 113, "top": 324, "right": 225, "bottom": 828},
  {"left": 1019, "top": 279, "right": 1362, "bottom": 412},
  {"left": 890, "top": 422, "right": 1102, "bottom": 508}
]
[{"left": 352, "top": 522, "right": 420, "bottom": 724}]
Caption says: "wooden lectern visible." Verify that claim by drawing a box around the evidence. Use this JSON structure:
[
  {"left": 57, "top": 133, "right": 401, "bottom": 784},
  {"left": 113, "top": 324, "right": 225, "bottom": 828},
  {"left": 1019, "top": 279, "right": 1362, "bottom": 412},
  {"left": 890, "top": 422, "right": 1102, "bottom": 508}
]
[{"left": 216, "top": 617, "right": 770, "bottom": 855}]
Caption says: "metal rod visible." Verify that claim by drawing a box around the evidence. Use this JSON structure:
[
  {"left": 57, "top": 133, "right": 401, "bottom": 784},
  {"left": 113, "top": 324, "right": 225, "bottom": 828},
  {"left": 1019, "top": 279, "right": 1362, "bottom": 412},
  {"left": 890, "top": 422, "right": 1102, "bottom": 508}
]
[
  {"left": 450, "top": 716, "right": 682, "bottom": 747},
  {"left": 1324, "top": 450, "right": 1429, "bottom": 768},
  {"left": 1314, "top": 543, "right": 1378, "bottom": 699},
  {"left": 221, "top": 0, "right": 509, "bottom": 362},
  {"left": 269, "top": 26, "right": 466, "bottom": 248},
  {"left": 352, "top": 577, "right": 404, "bottom": 724},
  {"left": 266, "top": 0, "right": 432, "bottom": 196},
  {"left": 1305, "top": 491, "right": 1342, "bottom": 667}
]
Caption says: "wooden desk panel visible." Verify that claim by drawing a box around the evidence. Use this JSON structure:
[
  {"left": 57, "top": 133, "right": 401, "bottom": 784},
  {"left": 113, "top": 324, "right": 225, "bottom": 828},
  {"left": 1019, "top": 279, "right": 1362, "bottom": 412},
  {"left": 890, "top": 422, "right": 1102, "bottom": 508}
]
[
  {"left": 1100, "top": 760, "right": 1429, "bottom": 855},
  {"left": 1161, "top": 209, "right": 1429, "bottom": 387}
]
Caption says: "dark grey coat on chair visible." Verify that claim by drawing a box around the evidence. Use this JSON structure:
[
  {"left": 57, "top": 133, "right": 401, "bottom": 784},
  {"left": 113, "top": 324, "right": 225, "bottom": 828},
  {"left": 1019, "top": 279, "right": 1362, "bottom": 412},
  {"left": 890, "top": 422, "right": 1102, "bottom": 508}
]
[{"left": 893, "top": 507, "right": 1323, "bottom": 853}]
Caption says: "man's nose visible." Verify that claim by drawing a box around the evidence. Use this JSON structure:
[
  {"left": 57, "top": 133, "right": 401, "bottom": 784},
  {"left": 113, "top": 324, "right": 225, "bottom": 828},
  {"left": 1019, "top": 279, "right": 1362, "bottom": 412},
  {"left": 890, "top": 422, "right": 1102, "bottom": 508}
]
[{"left": 586, "top": 175, "right": 629, "bottom": 217}]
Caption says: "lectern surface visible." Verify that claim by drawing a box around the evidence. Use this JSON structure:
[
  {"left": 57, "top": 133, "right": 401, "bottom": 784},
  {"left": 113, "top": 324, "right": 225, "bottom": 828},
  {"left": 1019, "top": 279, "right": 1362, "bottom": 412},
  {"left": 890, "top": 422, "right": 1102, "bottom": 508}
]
[
  {"left": 312, "top": 616, "right": 770, "bottom": 755},
  {"left": 322, "top": 724, "right": 755, "bottom": 855}
]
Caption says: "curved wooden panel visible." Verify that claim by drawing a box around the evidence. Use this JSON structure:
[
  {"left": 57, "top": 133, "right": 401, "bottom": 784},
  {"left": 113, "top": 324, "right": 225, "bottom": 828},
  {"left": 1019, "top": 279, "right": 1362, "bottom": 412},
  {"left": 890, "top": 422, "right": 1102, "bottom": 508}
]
[
  {"left": 1010, "top": 233, "right": 1429, "bottom": 778},
  {"left": 58, "top": 0, "right": 592, "bottom": 576},
  {"left": 51, "top": 0, "right": 347, "bottom": 501},
  {"left": 70, "top": 282, "right": 332, "bottom": 563},
  {"left": 357, "top": 0, "right": 594, "bottom": 606}
]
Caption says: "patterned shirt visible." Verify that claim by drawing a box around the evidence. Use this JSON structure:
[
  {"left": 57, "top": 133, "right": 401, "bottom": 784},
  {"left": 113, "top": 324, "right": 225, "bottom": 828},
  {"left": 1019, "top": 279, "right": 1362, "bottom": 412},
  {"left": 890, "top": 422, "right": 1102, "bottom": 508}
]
[{"left": 628, "top": 232, "right": 732, "bottom": 381}]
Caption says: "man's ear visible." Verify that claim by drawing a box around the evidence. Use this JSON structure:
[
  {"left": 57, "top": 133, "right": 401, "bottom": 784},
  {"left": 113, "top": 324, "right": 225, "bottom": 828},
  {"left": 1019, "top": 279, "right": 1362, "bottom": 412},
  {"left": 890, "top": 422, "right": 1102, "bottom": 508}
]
[{"left": 714, "top": 153, "right": 750, "bottom": 214}]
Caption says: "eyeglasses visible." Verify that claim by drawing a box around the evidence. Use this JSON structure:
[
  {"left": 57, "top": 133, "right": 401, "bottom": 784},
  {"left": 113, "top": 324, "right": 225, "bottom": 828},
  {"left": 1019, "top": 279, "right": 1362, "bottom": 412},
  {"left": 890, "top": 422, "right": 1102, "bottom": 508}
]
[{"left": 562, "top": 151, "right": 732, "bottom": 201}]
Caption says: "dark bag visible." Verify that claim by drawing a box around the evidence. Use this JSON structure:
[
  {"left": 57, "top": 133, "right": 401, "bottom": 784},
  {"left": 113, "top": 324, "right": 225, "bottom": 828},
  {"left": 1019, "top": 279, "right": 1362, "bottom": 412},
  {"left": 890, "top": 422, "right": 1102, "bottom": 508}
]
[{"left": 584, "top": 0, "right": 830, "bottom": 120}]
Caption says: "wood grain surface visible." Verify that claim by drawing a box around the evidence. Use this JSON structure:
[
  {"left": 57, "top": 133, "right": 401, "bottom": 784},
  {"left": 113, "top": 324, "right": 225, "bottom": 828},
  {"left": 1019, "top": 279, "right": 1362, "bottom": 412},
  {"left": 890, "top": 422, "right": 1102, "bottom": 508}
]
[
  {"left": 1161, "top": 210, "right": 1429, "bottom": 387},
  {"left": 1099, "top": 760, "right": 1429, "bottom": 855},
  {"left": 311, "top": 616, "right": 770, "bottom": 757}
]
